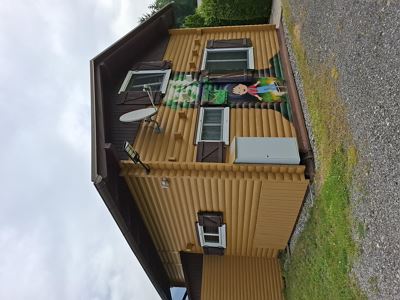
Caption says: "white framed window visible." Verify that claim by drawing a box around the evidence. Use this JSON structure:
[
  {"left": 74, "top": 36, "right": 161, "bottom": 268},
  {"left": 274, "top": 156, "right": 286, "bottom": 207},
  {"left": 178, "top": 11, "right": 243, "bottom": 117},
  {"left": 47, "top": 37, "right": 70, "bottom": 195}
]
[
  {"left": 196, "top": 107, "right": 230, "bottom": 145},
  {"left": 201, "top": 47, "right": 254, "bottom": 72},
  {"left": 118, "top": 69, "right": 171, "bottom": 94},
  {"left": 197, "top": 223, "right": 226, "bottom": 248}
]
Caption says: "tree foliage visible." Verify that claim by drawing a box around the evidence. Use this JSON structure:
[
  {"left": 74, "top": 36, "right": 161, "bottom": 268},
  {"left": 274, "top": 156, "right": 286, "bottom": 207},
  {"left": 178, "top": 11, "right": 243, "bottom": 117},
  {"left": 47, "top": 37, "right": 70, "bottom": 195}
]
[
  {"left": 183, "top": 0, "right": 271, "bottom": 28},
  {"left": 140, "top": 0, "right": 197, "bottom": 26},
  {"left": 182, "top": 12, "right": 206, "bottom": 27},
  {"left": 139, "top": 0, "right": 169, "bottom": 23},
  {"left": 140, "top": 0, "right": 272, "bottom": 28}
]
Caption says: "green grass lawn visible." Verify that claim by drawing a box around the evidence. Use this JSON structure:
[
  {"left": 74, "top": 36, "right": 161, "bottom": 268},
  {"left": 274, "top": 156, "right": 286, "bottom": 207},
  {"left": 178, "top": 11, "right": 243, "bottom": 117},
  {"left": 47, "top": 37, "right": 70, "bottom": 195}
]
[
  {"left": 284, "top": 149, "right": 364, "bottom": 299},
  {"left": 282, "top": 1, "right": 365, "bottom": 299}
]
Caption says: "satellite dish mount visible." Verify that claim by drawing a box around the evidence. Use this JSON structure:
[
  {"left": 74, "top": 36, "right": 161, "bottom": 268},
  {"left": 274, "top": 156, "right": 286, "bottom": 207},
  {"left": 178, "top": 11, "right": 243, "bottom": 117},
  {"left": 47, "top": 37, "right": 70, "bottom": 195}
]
[{"left": 143, "top": 84, "right": 162, "bottom": 133}]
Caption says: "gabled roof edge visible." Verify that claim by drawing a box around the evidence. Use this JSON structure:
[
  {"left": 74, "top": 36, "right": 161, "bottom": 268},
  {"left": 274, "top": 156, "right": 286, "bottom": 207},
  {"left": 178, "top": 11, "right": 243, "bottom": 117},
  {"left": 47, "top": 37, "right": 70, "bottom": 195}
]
[
  {"left": 91, "top": 3, "right": 175, "bottom": 63},
  {"left": 90, "top": 5, "right": 176, "bottom": 300},
  {"left": 90, "top": 59, "right": 100, "bottom": 183},
  {"left": 90, "top": 2, "right": 175, "bottom": 181}
]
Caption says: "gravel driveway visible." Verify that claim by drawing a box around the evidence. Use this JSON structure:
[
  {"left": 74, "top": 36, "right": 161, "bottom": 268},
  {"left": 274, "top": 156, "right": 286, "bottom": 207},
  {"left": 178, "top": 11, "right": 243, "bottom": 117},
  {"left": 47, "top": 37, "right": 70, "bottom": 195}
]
[{"left": 284, "top": 0, "right": 400, "bottom": 299}]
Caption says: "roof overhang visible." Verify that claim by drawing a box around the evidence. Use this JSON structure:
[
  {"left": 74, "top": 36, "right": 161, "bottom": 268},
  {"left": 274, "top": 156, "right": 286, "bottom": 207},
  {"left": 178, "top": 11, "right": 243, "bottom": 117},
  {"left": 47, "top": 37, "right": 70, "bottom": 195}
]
[{"left": 90, "top": 4, "right": 176, "bottom": 300}]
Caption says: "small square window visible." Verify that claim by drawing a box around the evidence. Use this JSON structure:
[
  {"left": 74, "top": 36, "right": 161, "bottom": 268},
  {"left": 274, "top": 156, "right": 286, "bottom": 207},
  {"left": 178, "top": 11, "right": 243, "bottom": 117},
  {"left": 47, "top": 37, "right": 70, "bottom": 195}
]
[
  {"left": 204, "top": 235, "right": 220, "bottom": 243},
  {"left": 197, "top": 223, "right": 226, "bottom": 248},
  {"left": 118, "top": 69, "right": 171, "bottom": 94},
  {"left": 203, "top": 226, "right": 219, "bottom": 234},
  {"left": 196, "top": 212, "right": 226, "bottom": 250},
  {"left": 196, "top": 107, "right": 229, "bottom": 145},
  {"left": 201, "top": 47, "right": 254, "bottom": 73}
]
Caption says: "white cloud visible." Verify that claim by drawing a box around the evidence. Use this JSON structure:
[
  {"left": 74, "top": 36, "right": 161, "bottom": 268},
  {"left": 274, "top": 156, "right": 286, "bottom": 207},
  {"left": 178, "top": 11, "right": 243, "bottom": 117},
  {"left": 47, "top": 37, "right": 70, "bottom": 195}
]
[
  {"left": 0, "top": 0, "right": 163, "bottom": 299},
  {"left": 0, "top": 226, "right": 57, "bottom": 300},
  {"left": 0, "top": 200, "right": 161, "bottom": 300},
  {"left": 57, "top": 85, "right": 91, "bottom": 155},
  {"left": 111, "top": 0, "right": 155, "bottom": 37}
]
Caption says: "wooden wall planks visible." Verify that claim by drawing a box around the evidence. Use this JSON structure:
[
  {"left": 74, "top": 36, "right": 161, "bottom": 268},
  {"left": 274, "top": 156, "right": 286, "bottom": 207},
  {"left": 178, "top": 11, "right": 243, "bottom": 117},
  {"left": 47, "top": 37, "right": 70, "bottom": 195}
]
[
  {"left": 133, "top": 107, "right": 296, "bottom": 163},
  {"left": 201, "top": 256, "right": 284, "bottom": 300},
  {"left": 254, "top": 181, "right": 309, "bottom": 249},
  {"left": 121, "top": 161, "right": 308, "bottom": 284},
  {"left": 164, "top": 25, "right": 279, "bottom": 72}
]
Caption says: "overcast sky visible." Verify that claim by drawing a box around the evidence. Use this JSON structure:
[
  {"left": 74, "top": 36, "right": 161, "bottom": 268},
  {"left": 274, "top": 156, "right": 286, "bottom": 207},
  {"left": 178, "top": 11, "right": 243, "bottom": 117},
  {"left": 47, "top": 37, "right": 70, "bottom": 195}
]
[{"left": 0, "top": 0, "right": 170, "bottom": 299}]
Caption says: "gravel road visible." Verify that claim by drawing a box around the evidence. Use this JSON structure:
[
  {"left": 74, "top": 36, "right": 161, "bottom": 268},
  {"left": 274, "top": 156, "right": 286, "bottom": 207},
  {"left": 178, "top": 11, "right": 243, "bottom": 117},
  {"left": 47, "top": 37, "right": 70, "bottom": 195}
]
[{"left": 284, "top": 0, "right": 400, "bottom": 298}]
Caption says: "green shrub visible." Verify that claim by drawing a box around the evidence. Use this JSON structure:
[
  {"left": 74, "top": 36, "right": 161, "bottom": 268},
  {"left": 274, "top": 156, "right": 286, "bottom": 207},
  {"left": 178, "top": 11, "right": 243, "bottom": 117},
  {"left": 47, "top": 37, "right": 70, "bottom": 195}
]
[
  {"left": 142, "top": 0, "right": 271, "bottom": 28},
  {"left": 174, "top": 0, "right": 198, "bottom": 26},
  {"left": 183, "top": 0, "right": 271, "bottom": 27},
  {"left": 183, "top": 12, "right": 206, "bottom": 28},
  {"left": 140, "top": 0, "right": 197, "bottom": 26}
]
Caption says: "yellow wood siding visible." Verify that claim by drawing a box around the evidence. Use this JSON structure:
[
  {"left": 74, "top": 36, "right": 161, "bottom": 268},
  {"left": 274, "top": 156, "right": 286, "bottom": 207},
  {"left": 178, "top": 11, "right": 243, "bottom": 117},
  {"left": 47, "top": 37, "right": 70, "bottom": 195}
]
[
  {"left": 254, "top": 181, "right": 309, "bottom": 249},
  {"left": 163, "top": 25, "right": 279, "bottom": 72},
  {"left": 121, "top": 161, "right": 308, "bottom": 284},
  {"left": 126, "top": 24, "right": 306, "bottom": 286},
  {"left": 133, "top": 107, "right": 198, "bottom": 163},
  {"left": 202, "top": 256, "right": 284, "bottom": 300},
  {"left": 133, "top": 107, "right": 296, "bottom": 163}
]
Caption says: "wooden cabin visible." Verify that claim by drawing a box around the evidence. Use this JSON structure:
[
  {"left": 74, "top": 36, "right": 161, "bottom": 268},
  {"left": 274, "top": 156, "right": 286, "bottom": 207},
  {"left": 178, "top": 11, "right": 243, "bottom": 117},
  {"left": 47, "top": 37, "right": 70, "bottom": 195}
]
[{"left": 91, "top": 4, "right": 313, "bottom": 300}]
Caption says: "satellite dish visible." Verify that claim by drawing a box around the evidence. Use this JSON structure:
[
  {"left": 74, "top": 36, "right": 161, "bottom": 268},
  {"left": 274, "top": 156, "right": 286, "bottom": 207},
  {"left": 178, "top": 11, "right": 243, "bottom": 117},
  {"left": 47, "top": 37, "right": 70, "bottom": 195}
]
[{"left": 119, "top": 84, "right": 162, "bottom": 133}]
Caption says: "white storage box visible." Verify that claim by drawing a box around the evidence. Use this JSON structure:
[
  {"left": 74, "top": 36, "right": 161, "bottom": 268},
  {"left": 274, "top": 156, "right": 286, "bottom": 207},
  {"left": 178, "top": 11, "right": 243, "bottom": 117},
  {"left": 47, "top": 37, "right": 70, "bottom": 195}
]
[{"left": 230, "top": 137, "right": 300, "bottom": 164}]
